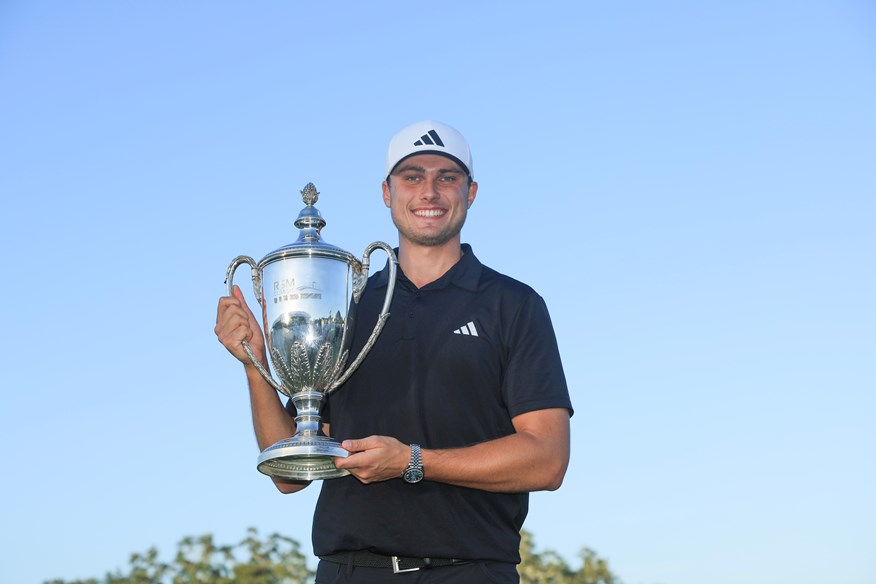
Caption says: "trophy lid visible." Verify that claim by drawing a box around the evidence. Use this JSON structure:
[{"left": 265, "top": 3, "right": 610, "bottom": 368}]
[{"left": 260, "top": 183, "right": 357, "bottom": 266}]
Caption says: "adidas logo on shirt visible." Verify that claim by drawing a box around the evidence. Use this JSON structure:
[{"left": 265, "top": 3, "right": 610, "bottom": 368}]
[
  {"left": 453, "top": 321, "right": 479, "bottom": 337},
  {"left": 413, "top": 129, "right": 445, "bottom": 147}
]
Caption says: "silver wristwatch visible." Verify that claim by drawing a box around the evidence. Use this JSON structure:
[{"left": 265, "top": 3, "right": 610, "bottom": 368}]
[{"left": 402, "top": 443, "right": 424, "bottom": 484}]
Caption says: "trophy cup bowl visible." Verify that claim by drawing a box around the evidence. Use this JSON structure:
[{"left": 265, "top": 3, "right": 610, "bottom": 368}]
[{"left": 225, "top": 183, "right": 396, "bottom": 480}]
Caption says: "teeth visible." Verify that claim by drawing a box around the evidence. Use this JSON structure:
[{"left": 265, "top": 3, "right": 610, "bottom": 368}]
[{"left": 414, "top": 209, "right": 444, "bottom": 217}]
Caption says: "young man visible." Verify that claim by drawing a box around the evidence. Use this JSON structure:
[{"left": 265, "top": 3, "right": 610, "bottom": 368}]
[{"left": 215, "top": 121, "right": 572, "bottom": 583}]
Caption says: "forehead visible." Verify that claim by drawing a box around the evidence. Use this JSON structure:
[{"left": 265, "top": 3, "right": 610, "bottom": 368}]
[{"left": 392, "top": 153, "right": 466, "bottom": 174}]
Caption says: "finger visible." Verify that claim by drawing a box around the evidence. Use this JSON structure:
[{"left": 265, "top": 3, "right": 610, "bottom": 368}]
[
  {"left": 341, "top": 436, "right": 382, "bottom": 453},
  {"left": 217, "top": 319, "right": 253, "bottom": 349},
  {"left": 341, "top": 438, "right": 365, "bottom": 453},
  {"left": 216, "top": 302, "right": 255, "bottom": 341},
  {"left": 217, "top": 293, "right": 258, "bottom": 333},
  {"left": 231, "top": 285, "right": 262, "bottom": 326},
  {"left": 334, "top": 450, "right": 371, "bottom": 471},
  {"left": 216, "top": 294, "right": 241, "bottom": 323},
  {"left": 215, "top": 303, "right": 249, "bottom": 336}
]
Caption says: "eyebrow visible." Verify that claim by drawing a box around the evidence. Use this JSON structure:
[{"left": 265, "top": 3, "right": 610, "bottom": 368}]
[{"left": 392, "top": 164, "right": 464, "bottom": 175}]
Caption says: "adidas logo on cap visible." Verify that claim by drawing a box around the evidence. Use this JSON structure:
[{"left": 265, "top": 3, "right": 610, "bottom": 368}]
[
  {"left": 385, "top": 120, "right": 473, "bottom": 179},
  {"left": 414, "top": 130, "right": 445, "bottom": 147}
]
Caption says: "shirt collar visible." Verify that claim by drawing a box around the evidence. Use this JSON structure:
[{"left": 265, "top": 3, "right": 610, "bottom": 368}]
[{"left": 373, "top": 243, "right": 482, "bottom": 292}]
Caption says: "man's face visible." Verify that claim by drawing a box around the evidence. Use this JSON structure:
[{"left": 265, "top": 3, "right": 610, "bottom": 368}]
[{"left": 382, "top": 154, "right": 478, "bottom": 248}]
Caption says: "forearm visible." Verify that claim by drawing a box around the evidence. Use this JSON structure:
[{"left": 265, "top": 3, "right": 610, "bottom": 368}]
[
  {"left": 215, "top": 290, "right": 309, "bottom": 493},
  {"left": 424, "top": 440, "right": 563, "bottom": 493},
  {"left": 244, "top": 362, "right": 295, "bottom": 451},
  {"left": 243, "top": 363, "right": 316, "bottom": 493},
  {"left": 422, "top": 409, "right": 570, "bottom": 493}
]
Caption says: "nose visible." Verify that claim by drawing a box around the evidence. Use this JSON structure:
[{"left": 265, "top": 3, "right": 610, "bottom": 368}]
[{"left": 419, "top": 177, "right": 441, "bottom": 200}]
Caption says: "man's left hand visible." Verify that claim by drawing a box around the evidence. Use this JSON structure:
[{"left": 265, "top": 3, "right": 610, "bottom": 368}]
[{"left": 335, "top": 436, "right": 409, "bottom": 484}]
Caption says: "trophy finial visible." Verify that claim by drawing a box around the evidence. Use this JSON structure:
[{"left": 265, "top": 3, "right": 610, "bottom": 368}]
[
  {"left": 302, "top": 183, "right": 319, "bottom": 206},
  {"left": 294, "top": 181, "right": 326, "bottom": 238}
]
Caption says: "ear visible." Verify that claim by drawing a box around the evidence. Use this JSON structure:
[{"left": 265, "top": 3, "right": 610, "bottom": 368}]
[
  {"left": 466, "top": 181, "right": 478, "bottom": 209},
  {"left": 382, "top": 181, "right": 392, "bottom": 208}
]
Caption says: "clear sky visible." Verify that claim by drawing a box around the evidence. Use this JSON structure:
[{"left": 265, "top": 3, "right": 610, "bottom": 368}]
[{"left": 1, "top": 2, "right": 874, "bottom": 583}]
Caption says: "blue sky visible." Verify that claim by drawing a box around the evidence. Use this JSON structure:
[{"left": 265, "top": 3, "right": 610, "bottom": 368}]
[{"left": 1, "top": 2, "right": 874, "bottom": 583}]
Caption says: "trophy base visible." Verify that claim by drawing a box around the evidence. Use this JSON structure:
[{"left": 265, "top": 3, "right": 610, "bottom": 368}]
[{"left": 256, "top": 435, "right": 350, "bottom": 481}]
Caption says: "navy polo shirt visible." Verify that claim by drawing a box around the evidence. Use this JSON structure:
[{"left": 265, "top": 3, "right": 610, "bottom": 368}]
[{"left": 302, "top": 244, "right": 572, "bottom": 563}]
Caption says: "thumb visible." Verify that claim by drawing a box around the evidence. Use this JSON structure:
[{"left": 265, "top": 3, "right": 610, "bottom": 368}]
[
  {"left": 231, "top": 285, "right": 259, "bottom": 319},
  {"left": 231, "top": 284, "right": 247, "bottom": 302},
  {"left": 342, "top": 438, "right": 367, "bottom": 453}
]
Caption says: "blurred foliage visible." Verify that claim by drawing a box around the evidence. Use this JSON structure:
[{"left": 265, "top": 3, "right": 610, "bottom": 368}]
[
  {"left": 45, "top": 528, "right": 312, "bottom": 584},
  {"left": 45, "top": 527, "right": 620, "bottom": 584},
  {"left": 519, "top": 530, "right": 618, "bottom": 584}
]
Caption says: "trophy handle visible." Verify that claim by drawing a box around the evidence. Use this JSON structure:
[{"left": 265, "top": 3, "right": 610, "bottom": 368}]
[
  {"left": 224, "top": 255, "right": 285, "bottom": 394},
  {"left": 326, "top": 241, "right": 397, "bottom": 394}
]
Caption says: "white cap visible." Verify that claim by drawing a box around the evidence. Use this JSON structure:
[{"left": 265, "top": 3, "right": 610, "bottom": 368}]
[{"left": 384, "top": 120, "right": 473, "bottom": 180}]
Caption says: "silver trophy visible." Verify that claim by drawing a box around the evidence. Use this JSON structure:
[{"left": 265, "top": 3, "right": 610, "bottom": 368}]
[{"left": 225, "top": 183, "right": 396, "bottom": 480}]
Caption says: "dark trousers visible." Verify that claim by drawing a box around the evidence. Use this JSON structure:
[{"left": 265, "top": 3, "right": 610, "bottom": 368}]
[{"left": 315, "top": 559, "right": 519, "bottom": 583}]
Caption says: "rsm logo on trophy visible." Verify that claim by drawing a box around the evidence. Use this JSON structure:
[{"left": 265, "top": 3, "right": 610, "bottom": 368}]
[
  {"left": 272, "top": 276, "right": 325, "bottom": 303},
  {"left": 224, "top": 183, "right": 396, "bottom": 480}
]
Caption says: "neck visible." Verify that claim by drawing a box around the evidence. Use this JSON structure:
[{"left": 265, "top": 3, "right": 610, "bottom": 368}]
[{"left": 397, "top": 240, "right": 464, "bottom": 288}]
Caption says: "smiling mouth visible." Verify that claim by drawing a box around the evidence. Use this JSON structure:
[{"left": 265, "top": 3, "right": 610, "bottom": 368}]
[{"left": 413, "top": 209, "right": 446, "bottom": 217}]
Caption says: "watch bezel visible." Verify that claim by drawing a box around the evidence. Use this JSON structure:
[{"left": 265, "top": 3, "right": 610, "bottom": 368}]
[{"left": 403, "top": 468, "right": 424, "bottom": 483}]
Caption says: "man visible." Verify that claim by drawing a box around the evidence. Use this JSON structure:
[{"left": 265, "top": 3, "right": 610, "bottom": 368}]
[{"left": 215, "top": 121, "right": 572, "bottom": 583}]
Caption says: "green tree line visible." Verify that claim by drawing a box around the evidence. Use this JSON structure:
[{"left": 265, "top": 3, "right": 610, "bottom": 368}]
[{"left": 46, "top": 528, "right": 619, "bottom": 584}]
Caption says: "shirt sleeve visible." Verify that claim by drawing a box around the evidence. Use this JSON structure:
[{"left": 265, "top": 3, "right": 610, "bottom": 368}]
[{"left": 501, "top": 293, "right": 574, "bottom": 419}]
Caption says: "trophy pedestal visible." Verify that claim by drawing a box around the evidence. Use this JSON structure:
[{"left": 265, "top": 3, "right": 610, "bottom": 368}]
[{"left": 256, "top": 435, "right": 350, "bottom": 480}]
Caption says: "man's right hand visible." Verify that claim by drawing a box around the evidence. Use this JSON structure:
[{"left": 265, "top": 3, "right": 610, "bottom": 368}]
[{"left": 215, "top": 285, "right": 267, "bottom": 366}]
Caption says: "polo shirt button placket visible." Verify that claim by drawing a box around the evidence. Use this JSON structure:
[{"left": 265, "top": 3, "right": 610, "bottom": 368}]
[
  {"left": 402, "top": 292, "right": 417, "bottom": 338},
  {"left": 410, "top": 291, "right": 420, "bottom": 319}
]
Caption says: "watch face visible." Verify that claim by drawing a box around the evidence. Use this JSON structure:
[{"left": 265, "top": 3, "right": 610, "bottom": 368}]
[{"left": 404, "top": 468, "right": 424, "bottom": 483}]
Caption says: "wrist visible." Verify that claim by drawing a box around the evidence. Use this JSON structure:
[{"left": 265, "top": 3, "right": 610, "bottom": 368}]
[{"left": 243, "top": 360, "right": 272, "bottom": 386}]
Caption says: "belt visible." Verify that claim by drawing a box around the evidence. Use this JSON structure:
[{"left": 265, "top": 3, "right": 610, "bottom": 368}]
[{"left": 320, "top": 550, "right": 470, "bottom": 573}]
